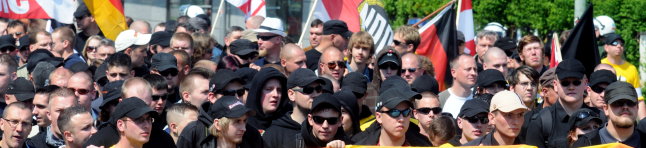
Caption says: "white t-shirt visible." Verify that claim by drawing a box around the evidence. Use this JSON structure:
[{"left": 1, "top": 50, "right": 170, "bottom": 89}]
[{"left": 442, "top": 88, "right": 473, "bottom": 119}]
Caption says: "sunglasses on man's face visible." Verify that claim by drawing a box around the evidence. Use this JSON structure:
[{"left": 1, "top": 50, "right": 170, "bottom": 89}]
[
  {"left": 86, "top": 46, "right": 98, "bottom": 51},
  {"left": 312, "top": 116, "right": 339, "bottom": 125},
  {"left": 293, "top": 85, "right": 323, "bottom": 95},
  {"left": 401, "top": 68, "right": 418, "bottom": 73},
  {"left": 392, "top": 40, "right": 406, "bottom": 46},
  {"left": 609, "top": 41, "right": 624, "bottom": 46},
  {"left": 109, "top": 72, "right": 129, "bottom": 78},
  {"left": 159, "top": 69, "right": 178, "bottom": 77},
  {"left": 560, "top": 80, "right": 582, "bottom": 87},
  {"left": 610, "top": 99, "right": 637, "bottom": 108},
  {"left": 416, "top": 107, "right": 442, "bottom": 115},
  {"left": 463, "top": 115, "right": 489, "bottom": 124},
  {"left": 257, "top": 35, "right": 279, "bottom": 41},
  {"left": 152, "top": 94, "right": 167, "bottom": 101},
  {"left": 591, "top": 85, "right": 607, "bottom": 94},
  {"left": 326, "top": 61, "right": 346, "bottom": 69},
  {"left": 221, "top": 88, "right": 245, "bottom": 97},
  {"left": 68, "top": 88, "right": 91, "bottom": 95},
  {"left": 379, "top": 108, "right": 412, "bottom": 118}
]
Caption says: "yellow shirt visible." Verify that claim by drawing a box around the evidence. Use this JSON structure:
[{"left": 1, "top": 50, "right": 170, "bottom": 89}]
[{"left": 601, "top": 58, "right": 643, "bottom": 100}]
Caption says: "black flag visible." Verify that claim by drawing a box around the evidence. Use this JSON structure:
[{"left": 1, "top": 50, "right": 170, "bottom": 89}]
[{"left": 560, "top": 5, "right": 599, "bottom": 76}]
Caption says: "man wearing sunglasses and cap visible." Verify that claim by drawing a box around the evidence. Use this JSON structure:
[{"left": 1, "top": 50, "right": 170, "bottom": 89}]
[
  {"left": 353, "top": 86, "right": 431, "bottom": 146},
  {"left": 254, "top": 17, "right": 286, "bottom": 67},
  {"left": 110, "top": 98, "right": 157, "bottom": 148},
  {"left": 526, "top": 59, "right": 600, "bottom": 148},
  {"left": 573, "top": 81, "right": 644, "bottom": 147},
  {"left": 263, "top": 68, "right": 325, "bottom": 147},
  {"left": 305, "top": 20, "right": 352, "bottom": 72},
  {"left": 455, "top": 99, "right": 490, "bottom": 145},
  {"left": 296, "top": 93, "right": 349, "bottom": 148},
  {"left": 207, "top": 69, "right": 246, "bottom": 101},
  {"left": 464, "top": 91, "right": 529, "bottom": 146}
]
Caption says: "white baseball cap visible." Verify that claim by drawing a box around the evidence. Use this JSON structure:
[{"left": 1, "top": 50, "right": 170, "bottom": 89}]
[
  {"left": 255, "top": 17, "right": 286, "bottom": 37},
  {"left": 115, "top": 30, "right": 151, "bottom": 52},
  {"left": 490, "top": 91, "right": 529, "bottom": 112}
]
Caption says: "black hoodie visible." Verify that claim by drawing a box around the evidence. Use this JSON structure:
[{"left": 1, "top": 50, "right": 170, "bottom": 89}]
[
  {"left": 262, "top": 111, "right": 302, "bottom": 148},
  {"left": 335, "top": 90, "right": 361, "bottom": 136},
  {"left": 176, "top": 102, "right": 265, "bottom": 148},
  {"left": 298, "top": 120, "right": 349, "bottom": 148},
  {"left": 351, "top": 122, "right": 432, "bottom": 146},
  {"left": 245, "top": 67, "right": 291, "bottom": 130}
]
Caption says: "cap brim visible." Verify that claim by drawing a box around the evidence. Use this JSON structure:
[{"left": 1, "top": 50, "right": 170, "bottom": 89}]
[
  {"left": 348, "top": 86, "right": 366, "bottom": 94},
  {"left": 607, "top": 95, "right": 638, "bottom": 105},
  {"left": 342, "top": 31, "right": 353, "bottom": 39},
  {"left": 497, "top": 105, "right": 529, "bottom": 113},
  {"left": 557, "top": 72, "right": 584, "bottom": 80},
  {"left": 15, "top": 93, "right": 35, "bottom": 101},
  {"left": 134, "top": 34, "right": 152, "bottom": 45},
  {"left": 155, "top": 65, "right": 178, "bottom": 72},
  {"left": 236, "top": 49, "right": 258, "bottom": 56},
  {"left": 255, "top": 29, "right": 287, "bottom": 37},
  {"left": 378, "top": 59, "right": 399, "bottom": 66},
  {"left": 577, "top": 117, "right": 602, "bottom": 127},
  {"left": 225, "top": 106, "right": 255, "bottom": 118},
  {"left": 101, "top": 95, "right": 120, "bottom": 107},
  {"left": 479, "top": 79, "right": 507, "bottom": 87},
  {"left": 127, "top": 107, "right": 158, "bottom": 119},
  {"left": 384, "top": 98, "right": 413, "bottom": 109}
]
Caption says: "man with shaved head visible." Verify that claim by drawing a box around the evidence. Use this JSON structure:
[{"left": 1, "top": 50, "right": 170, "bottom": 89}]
[
  {"left": 121, "top": 77, "right": 153, "bottom": 106},
  {"left": 67, "top": 72, "right": 99, "bottom": 120},
  {"left": 401, "top": 53, "right": 424, "bottom": 84},
  {"left": 49, "top": 67, "right": 73, "bottom": 87},
  {"left": 129, "top": 20, "right": 151, "bottom": 34},
  {"left": 594, "top": 63, "right": 616, "bottom": 74},
  {"left": 27, "top": 88, "right": 78, "bottom": 147},
  {"left": 482, "top": 47, "right": 509, "bottom": 77},
  {"left": 318, "top": 47, "right": 346, "bottom": 81},
  {"left": 280, "top": 43, "right": 307, "bottom": 76}
]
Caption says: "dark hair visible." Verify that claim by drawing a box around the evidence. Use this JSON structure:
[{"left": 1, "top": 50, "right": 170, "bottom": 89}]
[
  {"left": 217, "top": 55, "right": 241, "bottom": 71},
  {"left": 428, "top": 116, "right": 457, "bottom": 145},
  {"left": 189, "top": 67, "right": 214, "bottom": 78},
  {"left": 311, "top": 19, "right": 324, "bottom": 27},
  {"left": 36, "top": 85, "right": 61, "bottom": 95},
  {"left": 508, "top": 65, "right": 539, "bottom": 86},
  {"left": 142, "top": 74, "right": 168, "bottom": 91},
  {"left": 7, "top": 20, "right": 25, "bottom": 29},
  {"left": 57, "top": 106, "right": 89, "bottom": 134},
  {"left": 28, "top": 31, "right": 51, "bottom": 46},
  {"left": 105, "top": 52, "right": 132, "bottom": 70}
]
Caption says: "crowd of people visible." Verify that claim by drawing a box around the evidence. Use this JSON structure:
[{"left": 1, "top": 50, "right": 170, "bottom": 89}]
[{"left": 0, "top": 2, "right": 644, "bottom": 148}]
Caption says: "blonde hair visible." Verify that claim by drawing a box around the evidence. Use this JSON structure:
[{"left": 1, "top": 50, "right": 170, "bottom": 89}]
[
  {"left": 82, "top": 35, "right": 104, "bottom": 65},
  {"left": 209, "top": 117, "right": 231, "bottom": 137}
]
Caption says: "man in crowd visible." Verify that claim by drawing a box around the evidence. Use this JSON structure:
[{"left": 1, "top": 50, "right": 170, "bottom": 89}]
[
  {"left": 207, "top": 69, "right": 245, "bottom": 101},
  {"left": 67, "top": 72, "right": 99, "bottom": 120},
  {"left": 58, "top": 106, "right": 97, "bottom": 148},
  {"left": 31, "top": 85, "right": 60, "bottom": 136},
  {"left": 115, "top": 30, "right": 150, "bottom": 77},
  {"left": 305, "top": 20, "right": 352, "bottom": 71},
  {"left": 165, "top": 103, "right": 198, "bottom": 144},
  {"left": 456, "top": 99, "right": 490, "bottom": 144},
  {"left": 411, "top": 74, "right": 441, "bottom": 139},
  {"left": 482, "top": 47, "right": 509, "bottom": 77},
  {"left": 474, "top": 31, "right": 498, "bottom": 66},
  {"left": 28, "top": 88, "right": 78, "bottom": 148},
  {"left": 111, "top": 98, "right": 157, "bottom": 148},
  {"left": 318, "top": 47, "right": 346, "bottom": 81},
  {"left": 179, "top": 72, "right": 210, "bottom": 108},
  {"left": 229, "top": 39, "right": 259, "bottom": 68},
  {"left": 105, "top": 53, "right": 134, "bottom": 82},
  {"left": 150, "top": 53, "right": 179, "bottom": 95},
  {"left": 508, "top": 66, "right": 539, "bottom": 109},
  {"left": 464, "top": 91, "right": 528, "bottom": 146},
  {"left": 280, "top": 44, "right": 307, "bottom": 76},
  {"left": 391, "top": 26, "right": 420, "bottom": 54},
  {"left": 51, "top": 27, "right": 85, "bottom": 68},
  {"left": 587, "top": 70, "right": 617, "bottom": 110},
  {"left": 170, "top": 32, "right": 194, "bottom": 56},
  {"left": 439, "top": 55, "right": 477, "bottom": 118},
  {"left": 73, "top": 4, "right": 103, "bottom": 53},
  {"left": 400, "top": 53, "right": 424, "bottom": 84},
  {"left": 0, "top": 102, "right": 33, "bottom": 148},
  {"left": 254, "top": 17, "right": 286, "bottom": 67},
  {"left": 304, "top": 19, "right": 324, "bottom": 51}
]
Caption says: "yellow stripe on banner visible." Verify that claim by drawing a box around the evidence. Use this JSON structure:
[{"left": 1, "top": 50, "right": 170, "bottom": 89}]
[
  {"left": 345, "top": 145, "right": 538, "bottom": 148},
  {"left": 83, "top": 0, "right": 128, "bottom": 40},
  {"left": 582, "top": 143, "right": 633, "bottom": 148}
]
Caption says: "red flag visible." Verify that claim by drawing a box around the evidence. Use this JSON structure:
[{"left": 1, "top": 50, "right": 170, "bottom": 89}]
[
  {"left": 226, "top": 0, "right": 266, "bottom": 17},
  {"left": 416, "top": 4, "right": 458, "bottom": 90},
  {"left": 457, "top": 0, "right": 475, "bottom": 55},
  {"left": 0, "top": 0, "right": 77, "bottom": 24}
]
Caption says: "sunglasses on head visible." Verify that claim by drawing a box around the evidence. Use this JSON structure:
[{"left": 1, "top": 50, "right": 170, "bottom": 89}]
[
  {"left": 325, "top": 61, "right": 346, "bottom": 69},
  {"left": 610, "top": 99, "right": 637, "bottom": 108},
  {"left": 379, "top": 108, "right": 412, "bottom": 118},
  {"left": 463, "top": 115, "right": 489, "bottom": 124},
  {"left": 401, "top": 68, "right": 418, "bottom": 73},
  {"left": 257, "top": 35, "right": 279, "bottom": 41},
  {"left": 293, "top": 85, "right": 323, "bottom": 94},
  {"left": 159, "top": 69, "right": 178, "bottom": 77},
  {"left": 312, "top": 116, "right": 339, "bottom": 125},
  {"left": 560, "top": 80, "right": 582, "bottom": 87},
  {"left": 392, "top": 40, "right": 406, "bottom": 46},
  {"left": 379, "top": 62, "right": 399, "bottom": 70},
  {"left": 152, "top": 94, "right": 167, "bottom": 101},
  {"left": 610, "top": 41, "right": 624, "bottom": 46},
  {"left": 109, "top": 72, "right": 129, "bottom": 78},
  {"left": 416, "top": 107, "right": 442, "bottom": 115},
  {"left": 575, "top": 111, "right": 597, "bottom": 120},
  {"left": 591, "top": 85, "right": 607, "bottom": 93},
  {"left": 221, "top": 88, "right": 245, "bottom": 97},
  {"left": 68, "top": 88, "right": 91, "bottom": 95}
]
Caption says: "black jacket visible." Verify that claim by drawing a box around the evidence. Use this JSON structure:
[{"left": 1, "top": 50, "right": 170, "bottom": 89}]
[
  {"left": 83, "top": 119, "right": 175, "bottom": 148},
  {"left": 298, "top": 121, "right": 349, "bottom": 148},
  {"left": 263, "top": 112, "right": 302, "bottom": 148},
  {"left": 351, "top": 122, "right": 432, "bottom": 146},
  {"left": 245, "top": 67, "right": 291, "bottom": 130},
  {"left": 26, "top": 130, "right": 58, "bottom": 148}
]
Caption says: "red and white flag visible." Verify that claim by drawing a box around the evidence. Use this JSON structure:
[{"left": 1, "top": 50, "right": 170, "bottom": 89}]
[
  {"left": 226, "top": 0, "right": 266, "bottom": 17},
  {"left": 0, "top": 0, "right": 77, "bottom": 24},
  {"left": 308, "top": 0, "right": 394, "bottom": 52},
  {"left": 457, "top": 0, "right": 475, "bottom": 55}
]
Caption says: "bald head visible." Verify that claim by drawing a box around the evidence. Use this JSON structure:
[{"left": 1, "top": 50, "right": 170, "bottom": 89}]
[
  {"left": 121, "top": 77, "right": 153, "bottom": 105},
  {"left": 129, "top": 20, "right": 151, "bottom": 34},
  {"left": 49, "top": 68, "right": 73, "bottom": 87},
  {"left": 67, "top": 72, "right": 95, "bottom": 109},
  {"left": 319, "top": 47, "right": 345, "bottom": 80},
  {"left": 281, "top": 44, "right": 307, "bottom": 75},
  {"left": 280, "top": 44, "right": 305, "bottom": 61},
  {"left": 193, "top": 60, "right": 217, "bottom": 73},
  {"left": 482, "top": 47, "right": 509, "bottom": 76},
  {"left": 594, "top": 63, "right": 616, "bottom": 74}
]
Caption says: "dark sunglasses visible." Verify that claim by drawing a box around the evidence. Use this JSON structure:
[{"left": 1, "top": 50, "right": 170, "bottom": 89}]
[
  {"left": 12, "top": 32, "right": 23, "bottom": 36},
  {"left": 393, "top": 40, "right": 406, "bottom": 46},
  {"left": 69, "top": 88, "right": 91, "bottom": 95},
  {"left": 109, "top": 72, "right": 129, "bottom": 78},
  {"left": 326, "top": 61, "right": 346, "bottom": 69},
  {"left": 221, "top": 88, "right": 245, "bottom": 97},
  {"left": 293, "top": 85, "right": 323, "bottom": 94},
  {"left": 416, "top": 107, "right": 442, "bottom": 115},
  {"left": 312, "top": 116, "right": 339, "bottom": 125},
  {"left": 463, "top": 116, "right": 489, "bottom": 124},
  {"left": 86, "top": 46, "right": 98, "bottom": 51},
  {"left": 152, "top": 94, "right": 167, "bottom": 101},
  {"left": 610, "top": 41, "right": 624, "bottom": 46},
  {"left": 610, "top": 99, "right": 637, "bottom": 108},
  {"left": 0, "top": 47, "right": 16, "bottom": 53},
  {"left": 560, "top": 80, "right": 582, "bottom": 87},
  {"left": 379, "top": 62, "right": 399, "bottom": 70},
  {"left": 159, "top": 69, "right": 178, "bottom": 77},
  {"left": 591, "top": 85, "right": 607, "bottom": 94},
  {"left": 379, "top": 108, "right": 412, "bottom": 118},
  {"left": 257, "top": 35, "right": 279, "bottom": 41},
  {"left": 239, "top": 53, "right": 258, "bottom": 60},
  {"left": 353, "top": 92, "right": 365, "bottom": 99},
  {"left": 401, "top": 68, "right": 418, "bottom": 73}
]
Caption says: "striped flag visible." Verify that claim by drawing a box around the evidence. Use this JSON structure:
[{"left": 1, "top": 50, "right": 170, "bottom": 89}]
[
  {"left": 457, "top": 0, "right": 475, "bottom": 56},
  {"left": 549, "top": 32, "right": 562, "bottom": 68},
  {"left": 417, "top": 4, "right": 458, "bottom": 90},
  {"left": 83, "top": 0, "right": 128, "bottom": 40},
  {"left": 226, "top": 0, "right": 266, "bottom": 17},
  {"left": 0, "top": 0, "right": 77, "bottom": 24}
]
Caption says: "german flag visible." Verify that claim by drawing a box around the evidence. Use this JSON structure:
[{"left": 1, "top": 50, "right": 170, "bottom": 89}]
[
  {"left": 83, "top": 0, "right": 128, "bottom": 40},
  {"left": 416, "top": 4, "right": 458, "bottom": 90}
]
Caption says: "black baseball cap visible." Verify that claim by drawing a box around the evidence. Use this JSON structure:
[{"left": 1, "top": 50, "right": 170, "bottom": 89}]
[
  {"left": 341, "top": 72, "right": 368, "bottom": 95},
  {"left": 287, "top": 68, "right": 325, "bottom": 89},
  {"left": 0, "top": 35, "right": 16, "bottom": 50},
  {"left": 569, "top": 108, "right": 602, "bottom": 128},
  {"left": 101, "top": 80, "right": 124, "bottom": 107},
  {"left": 311, "top": 93, "right": 342, "bottom": 113},
  {"left": 6, "top": 77, "right": 35, "bottom": 102},
  {"left": 603, "top": 33, "right": 624, "bottom": 45},
  {"left": 323, "top": 20, "right": 353, "bottom": 39},
  {"left": 17, "top": 35, "right": 29, "bottom": 51},
  {"left": 236, "top": 67, "right": 258, "bottom": 89},
  {"left": 458, "top": 99, "right": 489, "bottom": 118},
  {"left": 379, "top": 76, "right": 409, "bottom": 94},
  {"left": 27, "top": 49, "right": 63, "bottom": 73},
  {"left": 149, "top": 31, "right": 172, "bottom": 47},
  {"left": 494, "top": 37, "right": 517, "bottom": 56},
  {"left": 604, "top": 81, "right": 637, "bottom": 105},
  {"left": 556, "top": 59, "right": 586, "bottom": 80},
  {"left": 209, "top": 69, "right": 244, "bottom": 92},
  {"left": 209, "top": 96, "right": 254, "bottom": 119},
  {"left": 94, "top": 63, "right": 108, "bottom": 84},
  {"left": 589, "top": 70, "right": 617, "bottom": 87},
  {"left": 151, "top": 53, "right": 178, "bottom": 71},
  {"left": 320, "top": 77, "right": 334, "bottom": 94},
  {"left": 229, "top": 39, "right": 258, "bottom": 56},
  {"left": 411, "top": 74, "right": 439, "bottom": 95},
  {"left": 377, "top": 86, "right": 420, "bottom": 110},
  {"left": 110, "top": 97, "right": 158, "bottom": 123},
  {"left": 377, "top": 50, "right": 400, "bottom": 67},
  {"left": 74, "top": 3, "right": 91, "bottom": 18},
  {"left": 476, "top": 69, "right": 507, "bottom": 87}
]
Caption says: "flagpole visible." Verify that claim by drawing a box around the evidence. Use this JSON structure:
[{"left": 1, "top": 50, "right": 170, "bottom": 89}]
[
  {"left": 455, "top": 0, "right": 461, "bottom": 26},
  {"left": 297, "top": 0, "right": 320, "bottom": 47},
  {"left": 413, "top": 0, "right": 455, "bottom": 28},
  {"left": 210, "top": 0, "right": 226, "bottom": 36}
]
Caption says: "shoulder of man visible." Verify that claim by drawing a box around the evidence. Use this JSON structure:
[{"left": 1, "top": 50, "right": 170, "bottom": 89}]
[
  {"left": 25, "top": 131, "right": 47, "bottom": 148},
  {"left": 175, "top": 121, "right": 202, "bottom": 148},
  {"left": 438, "top": 89, "right": 450, "bottom": 107}
]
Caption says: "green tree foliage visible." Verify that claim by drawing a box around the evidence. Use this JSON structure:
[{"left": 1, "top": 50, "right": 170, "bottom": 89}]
[{"left": 381, "top": 0, "right": 645, "bottom": 65}]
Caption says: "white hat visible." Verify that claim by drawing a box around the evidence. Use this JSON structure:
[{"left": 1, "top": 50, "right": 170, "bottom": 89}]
[
  {"left": 490, "top": 91, "right": 529, "bottom": 112},
  {"left": 255, "top": 17, "right": 286, "bottom": 37},
  {"left": 115, "top": 30, "right": 151, "bottom": 52},
  {"left": 186, "top": 5, "right": 205, "bottom": 18}
]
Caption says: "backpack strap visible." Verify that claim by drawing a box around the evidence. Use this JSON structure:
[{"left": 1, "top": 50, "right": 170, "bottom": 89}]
[{"left": 540, "top": 108, "right": 553, "bottom": 144}]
